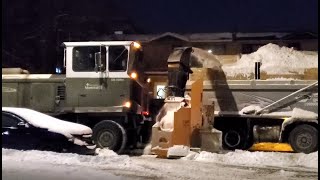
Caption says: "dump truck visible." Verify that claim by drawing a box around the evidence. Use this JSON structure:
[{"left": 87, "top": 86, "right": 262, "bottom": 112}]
[
  {"left": 150, "top": 47, "right": 318, "bottom": 156},
  {"left": 2, "top": 41, "right": 151, "bottom": 153}
]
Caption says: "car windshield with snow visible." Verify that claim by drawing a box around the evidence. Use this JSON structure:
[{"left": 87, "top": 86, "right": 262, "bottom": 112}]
[{"left": 2, "top": 107, "right": 96, "bottom": 154}]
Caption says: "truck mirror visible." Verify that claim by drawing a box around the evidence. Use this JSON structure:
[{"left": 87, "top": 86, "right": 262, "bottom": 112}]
[{"left": 94, "top": 52, "right": 102, "bottom": 72}]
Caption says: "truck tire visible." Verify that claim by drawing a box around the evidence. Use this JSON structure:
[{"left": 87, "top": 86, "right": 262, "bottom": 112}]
[
  {"left": 223, "top": 129, "right": 246, "bottom": 150},
  {"left": 288, "top": 124, "right": 318, "bottom": 154},
  {"left": 93, "top": 120, "right": 127, "bottom": 154}
]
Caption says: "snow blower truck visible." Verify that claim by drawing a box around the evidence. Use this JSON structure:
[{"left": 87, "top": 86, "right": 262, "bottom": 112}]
[
  {"left": 150, "top": 47, "right": 318, "bottom": 158},
  {"left": 2, "top": 41, "right": 151, "bottom": 154}
]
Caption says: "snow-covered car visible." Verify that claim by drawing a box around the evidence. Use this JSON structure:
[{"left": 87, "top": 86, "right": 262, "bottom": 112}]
[{"left": 2, "top": 107, "right": 96, "bottom": 154}]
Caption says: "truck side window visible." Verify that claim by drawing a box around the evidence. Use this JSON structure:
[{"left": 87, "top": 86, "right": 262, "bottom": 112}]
[
  {"left": 72, "top": 46, "right": 106, "bottom": 72},
  {"left": 108, "top": 46, "right": 128, "bottom": 72}
]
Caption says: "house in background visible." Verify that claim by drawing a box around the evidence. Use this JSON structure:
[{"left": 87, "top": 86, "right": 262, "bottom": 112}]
[{"left": 99, "top": 32, "right": 318, "bottom": 99}]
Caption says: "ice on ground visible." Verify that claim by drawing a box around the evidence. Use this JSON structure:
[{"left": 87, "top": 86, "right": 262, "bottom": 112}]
[
  {"left": 182, "top": 150, "right": 318, "bottom": 169},
  {"left": 222, "top": 43, "right": 318, "bottom": 77},
  {"left": 2, "top": 107, "right": 92, "bottom": 139}
]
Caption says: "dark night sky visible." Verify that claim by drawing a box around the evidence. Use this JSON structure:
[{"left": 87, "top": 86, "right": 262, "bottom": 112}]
[
  {"left": 116, "top": 0, "right": 318, "bottom": 33},
  {"left": 2, "top": 0, "right": 318, "bottom": 72}
]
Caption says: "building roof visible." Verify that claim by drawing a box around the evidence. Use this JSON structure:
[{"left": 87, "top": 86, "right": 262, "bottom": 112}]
[{"left": 97, "top": 32, "right": 318, "bottom": 43}]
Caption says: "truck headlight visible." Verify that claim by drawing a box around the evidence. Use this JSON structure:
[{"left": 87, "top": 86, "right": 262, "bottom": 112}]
[
  {"left": 130, "top": 72, "right": 138, "bottom": 79},
  {"left": 123, "top": 101, "right": 131, "bottom": 108},
  {"left": 133, "top": 42, "right": 141, "bottom": 49}
]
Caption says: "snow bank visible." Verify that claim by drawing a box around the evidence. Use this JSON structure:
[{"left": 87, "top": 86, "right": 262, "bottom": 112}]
[
  {"left": 222, "top": 43, "right": 318, "bottom": 77},
  {"left": 2, "top": 148, "right": 133, "bottom": 169},
  {"left": 183, "top": 150, "right": 318, "bottom": 169},
  {"left": 2, "top": 107, "right": 92, "bottom": 139}
]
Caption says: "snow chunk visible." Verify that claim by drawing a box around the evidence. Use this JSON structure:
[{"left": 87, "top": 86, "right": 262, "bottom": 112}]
[
  {"left": 2, "top": 107, "right": 92, "bottom": 139},
  {"left": 95, "top": 148, "right": 118, "bottom": 157},
  {"left": 143, "top": 143, "right": 152, "bottom": 155},
  {"left": 222, "top": 43, "right": 318, "bottom": 77},
  {"left": 167, "top": 145, "right": 190, "bottom": 157}
]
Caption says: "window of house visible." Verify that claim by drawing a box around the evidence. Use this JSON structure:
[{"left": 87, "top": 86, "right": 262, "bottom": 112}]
[
  {"left": 108, "top": 46, "right": 128, "bottom": 71},
  {"left": 72, "top": 46, "right": 106, "bottom": 72}
]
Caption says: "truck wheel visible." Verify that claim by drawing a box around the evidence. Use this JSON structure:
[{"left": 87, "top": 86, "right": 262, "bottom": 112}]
[
  {"left": 288, "top": 124, "right": 318, "bottom": 154},
  {"left": 223, "top": 129, "right": 246, "bottom": 150},
  {"left": 93, "top": 120, "right": 127, "bottom": 154}
]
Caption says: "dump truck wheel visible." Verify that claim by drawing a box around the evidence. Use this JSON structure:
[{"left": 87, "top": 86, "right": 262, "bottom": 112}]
[
  {"left": 93, "top": 120, "right": 127, "bottom": 154},
  {"left": 223, "top": 129, "right": 246, "bottom": 150},
  {"left": 289, "top": 124, "right": 318, "bottom": 154}
]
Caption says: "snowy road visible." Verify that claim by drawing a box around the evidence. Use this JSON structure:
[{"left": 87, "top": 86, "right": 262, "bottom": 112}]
[{"left": 2, "top": 148, "right": 318, "bottom": 180}]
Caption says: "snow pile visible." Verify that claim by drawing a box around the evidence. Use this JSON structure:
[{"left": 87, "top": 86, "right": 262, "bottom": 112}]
[
  {"left": 2, "top": 107, "right": 92, "bottom": 138},
  {"left": 222, "top": 43, "right": 318, "bottom": 77},
  {"left": 183, "top": 150, "right": 318, "bottom": 169}
]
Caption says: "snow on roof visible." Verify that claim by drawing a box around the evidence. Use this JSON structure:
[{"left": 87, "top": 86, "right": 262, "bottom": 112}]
[
  {"left": 2, "top": 107, "right": 92, "bottom": 138},
  {"left": 222, "top": 43, "right": 318, "bottom": 77}
]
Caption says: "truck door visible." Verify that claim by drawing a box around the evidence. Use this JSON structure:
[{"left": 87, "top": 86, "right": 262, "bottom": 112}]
[{"left": 66, "top": 46, "right": 109, "bottom": 107}]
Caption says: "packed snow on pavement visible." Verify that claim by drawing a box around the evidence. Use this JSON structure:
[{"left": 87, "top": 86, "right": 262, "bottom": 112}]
[{"left": 2, "top": 148, "right": 318, "bottom": 180}]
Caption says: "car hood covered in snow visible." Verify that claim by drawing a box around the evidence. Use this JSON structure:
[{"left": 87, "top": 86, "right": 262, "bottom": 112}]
[{"left": 2, "top": 107, "right": 92, "bottom": 138}]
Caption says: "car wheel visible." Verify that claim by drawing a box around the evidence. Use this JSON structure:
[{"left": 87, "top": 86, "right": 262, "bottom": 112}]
[
  {"left": 289, "top": 124, "right": 318, "bottom": 154},
  {"left": 223, "top": 129, "right": 246, "bottom": 150},
  {"left": 92, "top": 120, "right": 127, "bottom": 154}
]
